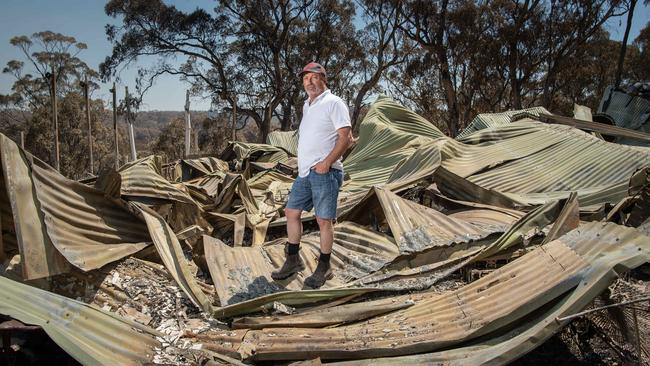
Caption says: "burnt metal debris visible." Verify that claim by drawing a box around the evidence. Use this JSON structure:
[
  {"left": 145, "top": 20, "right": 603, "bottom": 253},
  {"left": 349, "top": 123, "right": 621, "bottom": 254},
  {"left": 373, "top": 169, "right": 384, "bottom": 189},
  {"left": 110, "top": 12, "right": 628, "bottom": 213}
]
[{"left": 0, "top": 96, "right": 649, "bottom": 365}]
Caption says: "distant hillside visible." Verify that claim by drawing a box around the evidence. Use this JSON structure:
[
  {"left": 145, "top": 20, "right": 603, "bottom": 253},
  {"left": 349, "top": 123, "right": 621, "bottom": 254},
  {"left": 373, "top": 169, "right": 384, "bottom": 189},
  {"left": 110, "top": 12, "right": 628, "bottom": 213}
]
[{"left": 129, "top": 110, "right": 208, "bottom": 149}]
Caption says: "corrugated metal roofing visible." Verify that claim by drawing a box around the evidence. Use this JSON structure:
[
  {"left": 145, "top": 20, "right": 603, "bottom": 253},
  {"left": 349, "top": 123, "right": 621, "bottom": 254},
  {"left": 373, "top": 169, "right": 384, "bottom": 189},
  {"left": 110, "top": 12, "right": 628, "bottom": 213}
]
[
  {"left": 598, "top": 86, "right": 650, "bottom": 130},
  {"left": 221, "top": 141, "right": 290, "bottom": 163},
  {"left": 31, "top": 160, "right": 152, "bottom": 271},
  {"left": 204, "top": 222, "right": 398, "bottom": 305},
  {"left": 0, "top": 276, "right": 160, "bottom": 365},
  {"left": 447, "top": 120, "right": 650, "bottom": 207},
  {"left": 136, "top": 204, "right": 215, "bottom": 313},
  {"left": 2, "top": 91, "right": 649, "bottom": 365},
  {"left": 0, "top": 134, "right": 151, "bottom": 278},
  {"left": 457, "top": 106, "right": 550, "bottom": 139},
  {"left": 1, "top": 134, "right": 70, "bottom": 279},
  {"left": 267, "top": 130, "right": 298, "bottom": 156},
  {"left": 332, "top": 223, "right": 650, "bottom": 365},
  {"left": 119, "top": 155, "right": 196, "bottom": 204},
  {"left": 200, "top": 222, "right": 649, "bottom": 361}
]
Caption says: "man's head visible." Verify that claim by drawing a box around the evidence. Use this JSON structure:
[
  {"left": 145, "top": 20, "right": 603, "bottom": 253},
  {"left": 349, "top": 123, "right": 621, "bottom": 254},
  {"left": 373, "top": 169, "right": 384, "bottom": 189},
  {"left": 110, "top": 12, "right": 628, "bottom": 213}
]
[{"left": 299, "top": 62, "right": 327, "bottom": 100}]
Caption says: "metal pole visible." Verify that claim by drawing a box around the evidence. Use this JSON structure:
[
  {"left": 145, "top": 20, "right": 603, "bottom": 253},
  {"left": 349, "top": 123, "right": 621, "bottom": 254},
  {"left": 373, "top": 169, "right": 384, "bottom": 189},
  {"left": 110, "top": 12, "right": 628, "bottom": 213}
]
[
  {"left": 51, "top": 68, "right": 60, "bottom": 171},
  {"left": 125, "top": 86, "right": 137, "bottom": 161},
  {"left": 111, "top": 82, "right": 119, "bottom": 169},
  {"left": 84, "top": 75, "right": 94, "bottom": 174},
  {"left": 231, "top": 94, "right": 237, "bottom": 141},
  {"left": 184, "top": 90, "right": 191, "bottom": 158},
  {"left": 194, "top": 128, "right": 199, "bottom": 155}
]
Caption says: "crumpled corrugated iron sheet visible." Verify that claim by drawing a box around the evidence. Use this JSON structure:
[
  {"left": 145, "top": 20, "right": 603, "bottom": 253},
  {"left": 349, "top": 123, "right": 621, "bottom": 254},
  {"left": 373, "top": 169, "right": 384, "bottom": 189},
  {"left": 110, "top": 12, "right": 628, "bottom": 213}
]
[
  {"left": 205, "top": 186, "right": 527, "bottom": 306},
  {"left": 178, "top": 156, "right": 229, "bottom": 180},
  {"left": 2, "top": 93, "right": 650, "bottom": 364},
  {"left": 204, "top": 222, "right": 398, "bottom": 305},
  {"left": 598, "top": 86, "right": 650, "bottom": 146},
  {"left": 341, "top": 196, "right": 565, "bottom": 291},
  {"left": 119, "top": 155, "right": 196, "bottom": 204},
  {"left": 330, "top": 227, "right": 649, "bottom": 366},
  {"left": 135, "top": 204, "right": 215, "bottom": 312},
  {"left": 202, "top": 222, "right": 649, "bottom": 362},
  {"left": 342, "top": 187, "right": 519, "bottom": 254},
  {"left": 1, "top": 134, "right": 70, "bottom": 279},
  {"left": 456, "top": 106, "right": 550, "bottom": 139},
  {"left": 447, "top": 121, "right": 650, "bottom": 208},
  {"left": 265, "top": 97, "right": 648, "bottom": 213},
  {"left": 0, "top": 275, "right": 161, "bottom": 365},
  {"left": 267, "top": 130, "right": 299, "bottom": 156},
  {"left": 220, "top": 141, "right": 290, "bottom": 163},
  {"left": 0, "top": 134, "right": 151, "bottom": 279}
]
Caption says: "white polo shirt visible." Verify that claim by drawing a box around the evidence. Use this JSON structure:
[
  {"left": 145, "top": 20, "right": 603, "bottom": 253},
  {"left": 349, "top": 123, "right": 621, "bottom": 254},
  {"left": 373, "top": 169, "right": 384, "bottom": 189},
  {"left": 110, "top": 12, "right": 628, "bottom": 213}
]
[{"left": 297, "top": 89, "right": 351, "bottom": 177}]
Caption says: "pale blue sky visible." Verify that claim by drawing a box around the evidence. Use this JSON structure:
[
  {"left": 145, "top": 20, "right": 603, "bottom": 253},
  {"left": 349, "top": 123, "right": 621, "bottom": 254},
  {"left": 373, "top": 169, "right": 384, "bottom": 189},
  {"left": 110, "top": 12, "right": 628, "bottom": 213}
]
[{"left": 1, "top": 0, "right": 648, "bottom": 111}]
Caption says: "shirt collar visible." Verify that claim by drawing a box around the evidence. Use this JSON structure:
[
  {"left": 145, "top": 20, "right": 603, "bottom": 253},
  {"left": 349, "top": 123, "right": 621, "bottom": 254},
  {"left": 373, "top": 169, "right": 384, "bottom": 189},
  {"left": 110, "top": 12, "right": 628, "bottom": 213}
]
[{"left": 305, "top": 89, "right": 331, "bottom": 105}]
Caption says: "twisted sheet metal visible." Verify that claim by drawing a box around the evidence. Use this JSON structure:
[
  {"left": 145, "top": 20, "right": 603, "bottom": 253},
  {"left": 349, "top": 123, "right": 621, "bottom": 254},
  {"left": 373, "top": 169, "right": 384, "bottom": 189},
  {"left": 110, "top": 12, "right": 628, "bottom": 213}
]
[
  {"left": 343, "top": 96, "right": 445, "bottom": 192},
  {"left": 204, "top": 222, "right": 398, "bottom": 305},
  {"left": 207, "top": 189, "right": 521, "bottom": 306},
  {"left": 181, "top": 157, "right": 229, "bottom": 176},
  {"left": 204, "top": 222, "right": 648, "bottom": 361},
  {"left": 221, "top": 141, "right": 290, "bottom": 163},
  {"left": 119, "top": 155, "right": 195, "bottom": 204},
  {"left": 456, "top": 106, "right": 550, "bottom": 139},
  {"left": 1, "top": 134, "right": 69, "bottom": 279},
  {"left": 267, "top": 130, "right": 298, "bottom": 156},
  {"left": 1, "top": 134, "right": 151, "bottom": 277},
  {"left": 341, "top": 187, "right": 517, "bottom": 255},
  {"left": 598, "top": 86, "right": 650, "bottom": 146},
  {"left": 135, "top": 204, "right": 215, "bottom": 313},
  {"left": 30, "top": 160, "right": 152, "bottom": 271},
  {"left": 332, "top": 223, "right": 650, "bottom": 365},
  {"left": 0, "top": 276, "right": 160, "bottom": 366},
  {"left": 444, "top": 120, "right": 650, "bottom": 207}
]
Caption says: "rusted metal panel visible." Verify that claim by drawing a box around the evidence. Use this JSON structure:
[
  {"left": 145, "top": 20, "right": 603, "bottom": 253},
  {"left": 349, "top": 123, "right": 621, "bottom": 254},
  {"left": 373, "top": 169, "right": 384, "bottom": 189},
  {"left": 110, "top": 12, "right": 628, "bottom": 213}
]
[
  {"left": 457, "top": 106, "right": 550, "bottom": 138},
  {"left": 30, "top": 160, "right": 151, "bottom": 271},
  {"left": 204, "top": 222, "right": 399, "bottom": 305},
  {"left": 0, "top": 276, "right": 160, "bottom": 365},
  {"left": 135, "top": 204, "right": 215, "bottom": 313},
  {"left": 231, "top": 297, "right": 413, "bottom": 329},
  {"left": 202, "top": 222, "right": 648, "bottom": 361},
  {"left": 0, "top": 135, "right": 70, "bottom": 279},
  {"left": 447, "top": 121, "right": 650, "bottom": 208},
  {"left": 331, "top": 225, "right": 650, "bottom": 365},
  {"left": 119, "top": 155, "right": 196, "bottom": 204}
]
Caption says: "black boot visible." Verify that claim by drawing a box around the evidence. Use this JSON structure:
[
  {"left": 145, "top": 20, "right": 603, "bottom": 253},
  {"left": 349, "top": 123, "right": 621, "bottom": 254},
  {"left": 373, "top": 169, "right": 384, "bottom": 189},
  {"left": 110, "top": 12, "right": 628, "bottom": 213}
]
[
  {"left": 304, "top": 260, "right": 333, "bottom": 288},
  {"left": 271, "top": 246, "right": 305, "bottom": 280}
]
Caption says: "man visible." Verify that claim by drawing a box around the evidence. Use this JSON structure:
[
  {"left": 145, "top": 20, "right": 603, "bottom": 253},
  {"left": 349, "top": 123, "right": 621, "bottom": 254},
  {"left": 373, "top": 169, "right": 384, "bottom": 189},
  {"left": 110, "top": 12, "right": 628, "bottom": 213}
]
[{"left": 271, "top": 62, "right": 352, "bottom": 288}]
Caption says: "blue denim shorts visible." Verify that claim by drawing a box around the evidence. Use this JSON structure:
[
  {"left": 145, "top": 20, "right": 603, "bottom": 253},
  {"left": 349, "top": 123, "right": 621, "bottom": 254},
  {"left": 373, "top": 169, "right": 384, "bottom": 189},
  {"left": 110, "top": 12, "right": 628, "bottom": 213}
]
[{"left": 286, "top": 169, "right": 343, "bottom": 219}]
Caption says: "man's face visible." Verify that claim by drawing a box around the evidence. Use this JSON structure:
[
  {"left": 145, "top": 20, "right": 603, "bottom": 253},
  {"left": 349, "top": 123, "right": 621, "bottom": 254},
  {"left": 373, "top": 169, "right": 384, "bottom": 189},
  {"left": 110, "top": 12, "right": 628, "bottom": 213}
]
[{"left": 302, "top": 72, "right": 326, "bottom": 99}]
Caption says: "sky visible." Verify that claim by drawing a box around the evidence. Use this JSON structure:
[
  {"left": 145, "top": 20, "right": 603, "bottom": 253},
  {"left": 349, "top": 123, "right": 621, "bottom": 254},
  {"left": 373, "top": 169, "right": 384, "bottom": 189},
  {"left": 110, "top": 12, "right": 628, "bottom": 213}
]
[{"left": 1, "top": 0, "right": 648, "bottom": 111}]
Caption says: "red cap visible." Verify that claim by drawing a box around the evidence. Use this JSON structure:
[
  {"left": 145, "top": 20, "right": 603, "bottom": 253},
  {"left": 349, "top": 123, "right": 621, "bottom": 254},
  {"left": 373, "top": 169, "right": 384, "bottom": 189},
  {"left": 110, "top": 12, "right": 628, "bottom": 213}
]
[{"left": 298, "top": 62, "right": 326, "bottom": 78}]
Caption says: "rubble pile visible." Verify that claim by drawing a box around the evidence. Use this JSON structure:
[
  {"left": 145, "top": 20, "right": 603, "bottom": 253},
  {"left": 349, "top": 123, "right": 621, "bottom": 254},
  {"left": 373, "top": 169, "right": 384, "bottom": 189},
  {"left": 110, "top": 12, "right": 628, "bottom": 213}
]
[{"left": 0, "top": 96, "right": 649, "bottom": 365}]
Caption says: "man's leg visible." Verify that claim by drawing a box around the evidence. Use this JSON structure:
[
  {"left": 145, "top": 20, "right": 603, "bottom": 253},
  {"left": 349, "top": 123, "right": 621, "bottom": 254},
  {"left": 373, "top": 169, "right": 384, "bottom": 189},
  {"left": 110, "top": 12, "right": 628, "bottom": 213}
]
[
  {"left": 316, "top": 217, "right": 333, "bottom": 255},
  {"left": 304, "top": 170, "right": 342, "bottom": 288},
  {"left": 304, "top": 216, "right": 335, "bottom": 288},
  {"left": 286, "top": 208, "right": 303, "bottom": 244},
  {"left": 272, "top": 177, "right": 311, "bottom": 281}
]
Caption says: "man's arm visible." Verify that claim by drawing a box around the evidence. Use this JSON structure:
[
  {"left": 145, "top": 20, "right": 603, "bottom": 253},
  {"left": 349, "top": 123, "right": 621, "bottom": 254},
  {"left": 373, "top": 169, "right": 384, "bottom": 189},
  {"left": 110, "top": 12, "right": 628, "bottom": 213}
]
[{"left": 312, "top": 127, "right": 352, "bottom": 173}]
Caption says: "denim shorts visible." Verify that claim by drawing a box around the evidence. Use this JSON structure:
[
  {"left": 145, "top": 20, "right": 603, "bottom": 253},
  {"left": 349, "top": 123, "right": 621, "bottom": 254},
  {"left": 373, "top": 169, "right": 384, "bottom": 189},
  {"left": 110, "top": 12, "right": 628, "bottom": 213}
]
[{"left": 285, "top": 169, "right": 343, "bottom": 219}]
